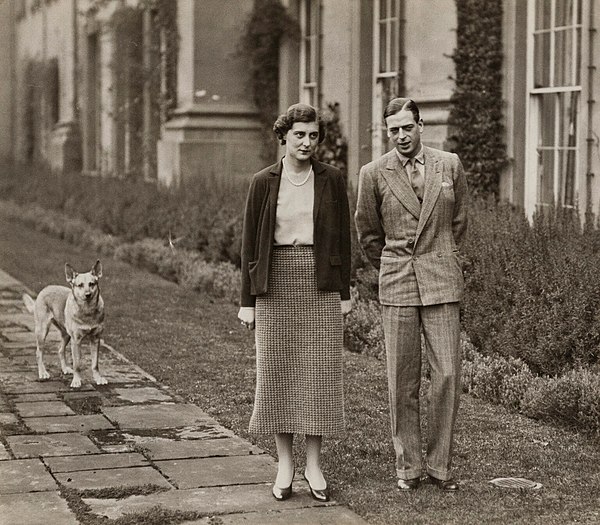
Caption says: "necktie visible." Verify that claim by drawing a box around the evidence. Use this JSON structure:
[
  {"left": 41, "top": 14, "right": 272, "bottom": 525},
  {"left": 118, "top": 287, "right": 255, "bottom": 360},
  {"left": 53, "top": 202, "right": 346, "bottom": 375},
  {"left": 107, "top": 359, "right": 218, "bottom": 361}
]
[{"left": 408, "top": 158, "right": 424, "bottom": 202}]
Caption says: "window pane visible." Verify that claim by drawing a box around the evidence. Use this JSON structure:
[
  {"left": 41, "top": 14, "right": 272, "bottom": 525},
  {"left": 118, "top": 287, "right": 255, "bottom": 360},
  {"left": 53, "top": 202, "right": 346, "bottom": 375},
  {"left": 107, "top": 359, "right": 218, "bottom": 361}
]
[
  {"left": 554, "top": 29, "right": 572, "bottom": 86},
  {"left": 576, "top": 0, "right": 582, "bottom": 24},
  {"left": 538, "top": 149, "right": 555, "bottom": 204},
  {"left": 555, "top": 0, "right": 573, "bottom": 27},
  {"left": 534, "top": 32, "right": 551, "bottom": 88},
  {"left": 380, "top": 0, "right": 387, "bottom": 19},
  {"left": 305, "top": 39, "right": 312, "bottom": 82},
  {"left": 538, "top": 93, "right": 556, "bottom": 147},
  {"left": 306, "top": 0, "right": 312, "bottom": 28},
  {"left": 379, "top": 22, "right": 387, "bottom": 73},
  {"left": 535, "top": 0, "right": 552, "bottom": 30},
  {"left": 558, "top": 91, "right": 578, "bottom": 148},
  {"left": 390, "top": 18, "right": 398, "bottom": 71},
  {"left": 575, "top": 27, "right": 581, "bottom": 84},
  {"left": 391, "top": 0, "right": 398, "bottom": 16},
  {"left": 559, "top": 149, "right": 577, "bottom": 205}
]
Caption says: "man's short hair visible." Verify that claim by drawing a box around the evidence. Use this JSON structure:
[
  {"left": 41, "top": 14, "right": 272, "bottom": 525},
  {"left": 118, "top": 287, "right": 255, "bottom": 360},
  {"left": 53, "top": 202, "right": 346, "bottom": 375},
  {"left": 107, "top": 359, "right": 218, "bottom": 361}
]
[{"left": 383, "top": 98, "right": 420, "bottom": 123}]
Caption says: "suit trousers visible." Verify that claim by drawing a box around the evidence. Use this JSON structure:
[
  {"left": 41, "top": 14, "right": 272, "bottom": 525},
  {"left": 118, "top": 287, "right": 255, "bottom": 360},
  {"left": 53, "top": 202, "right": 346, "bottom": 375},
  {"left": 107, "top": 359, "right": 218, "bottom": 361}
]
[{"left": 382, "top": 302, "right": 461, "bottom": 481}]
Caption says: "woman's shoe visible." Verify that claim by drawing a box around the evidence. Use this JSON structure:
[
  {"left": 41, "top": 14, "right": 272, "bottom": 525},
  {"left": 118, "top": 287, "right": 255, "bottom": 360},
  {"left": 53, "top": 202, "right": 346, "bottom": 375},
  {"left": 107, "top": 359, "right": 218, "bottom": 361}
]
[
  {"left": 303, "top": 472, "right": 330, "bottom": 502},
  {"left": 272, "top": 469, "right": 294, "bottom": 501}
]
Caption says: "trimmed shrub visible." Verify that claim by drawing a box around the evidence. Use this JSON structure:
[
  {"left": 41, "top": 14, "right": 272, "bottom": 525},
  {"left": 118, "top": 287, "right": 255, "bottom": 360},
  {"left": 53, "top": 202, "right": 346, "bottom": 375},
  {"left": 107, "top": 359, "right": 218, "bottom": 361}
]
[
  {"left": 462, "top": 199, "right": 600, "bottom": 375},
  {"left": 0, "top": 161, "right": 249, "bottom": 268},
  {"left": 521, "top": 368, "right": 600, "bottom": 433}
]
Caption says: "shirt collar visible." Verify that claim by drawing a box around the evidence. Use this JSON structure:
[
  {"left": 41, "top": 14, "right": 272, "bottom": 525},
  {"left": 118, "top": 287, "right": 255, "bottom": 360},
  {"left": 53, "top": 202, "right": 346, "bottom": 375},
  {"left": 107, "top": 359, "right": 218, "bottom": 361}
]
[{"left": 396, "top": 145, "right": 424, "bottom": 167}]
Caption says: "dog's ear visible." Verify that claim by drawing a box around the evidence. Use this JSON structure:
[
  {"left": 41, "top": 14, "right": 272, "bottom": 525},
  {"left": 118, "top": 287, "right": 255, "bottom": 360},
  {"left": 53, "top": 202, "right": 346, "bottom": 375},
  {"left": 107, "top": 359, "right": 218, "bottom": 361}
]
[
  {"left": 65, "top": 263, "right": 76, "bottom": 284},
  {"left": 91, "top": 260, "right": 102, "bottom": 279}
]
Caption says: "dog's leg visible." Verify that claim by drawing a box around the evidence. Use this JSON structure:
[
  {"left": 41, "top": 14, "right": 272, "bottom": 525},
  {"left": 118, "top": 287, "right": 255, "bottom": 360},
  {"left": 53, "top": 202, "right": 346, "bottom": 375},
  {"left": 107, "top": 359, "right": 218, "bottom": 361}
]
[
  {"left": 58, "top": 332, "right": 73, "bottom": 375},
  {"left": 35, "top": 318, "right": 51, "bottom": 380},
  {"left": 70, "top": 336, "right": 83, "bottom": 388},
  {"left": 91, "top": 338, "right": 107, "bottom": 385}
]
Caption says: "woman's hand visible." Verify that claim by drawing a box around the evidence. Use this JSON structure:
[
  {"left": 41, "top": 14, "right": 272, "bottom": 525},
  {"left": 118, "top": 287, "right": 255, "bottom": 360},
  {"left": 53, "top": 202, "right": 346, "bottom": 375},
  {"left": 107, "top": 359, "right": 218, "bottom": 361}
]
[
  {"left": 238, "top": 307, "right": 255, "bottom": 330},
  {"left": 341, "top": 299, "right": 352, "bottom": 316}
]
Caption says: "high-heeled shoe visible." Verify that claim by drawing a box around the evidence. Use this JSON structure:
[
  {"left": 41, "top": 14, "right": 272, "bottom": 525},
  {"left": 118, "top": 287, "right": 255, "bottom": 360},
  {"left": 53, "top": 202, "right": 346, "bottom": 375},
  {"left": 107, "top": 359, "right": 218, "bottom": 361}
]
[
  {"left": 272, "top": 469, "right": 294, "bottom": 501},
  {"left": 303, "top": 471, "right": 330, "bottom": 502}
]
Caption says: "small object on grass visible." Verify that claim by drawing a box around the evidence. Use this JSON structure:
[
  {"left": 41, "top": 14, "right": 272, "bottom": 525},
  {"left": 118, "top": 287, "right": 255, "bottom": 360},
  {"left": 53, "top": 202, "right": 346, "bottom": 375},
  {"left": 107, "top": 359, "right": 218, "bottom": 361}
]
[{"left": 489, "top": 477, "right": 542, "bottom": 490}]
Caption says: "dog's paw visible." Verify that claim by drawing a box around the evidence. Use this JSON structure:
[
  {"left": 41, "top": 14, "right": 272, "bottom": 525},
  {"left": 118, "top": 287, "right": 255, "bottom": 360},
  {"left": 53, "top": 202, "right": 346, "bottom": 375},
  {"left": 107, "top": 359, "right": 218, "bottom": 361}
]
[
  {"left": 94, "top": 375, "right": 108, "bottom": 385},
  {"left": 70, "top": 377, "right": 82, "bottom": 388},
  {"left": 62, "top": 366, "right": 74, "bottom": 375},
  {"left": 38, "top": 370, "right": 50, "bottom": 380}
]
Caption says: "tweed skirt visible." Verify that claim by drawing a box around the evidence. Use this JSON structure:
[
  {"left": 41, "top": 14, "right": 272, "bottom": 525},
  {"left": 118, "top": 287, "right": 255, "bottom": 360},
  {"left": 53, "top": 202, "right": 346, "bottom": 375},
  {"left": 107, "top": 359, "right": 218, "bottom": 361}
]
[{"left": 248, "top": 246, "right": 344, "bottom": 435}]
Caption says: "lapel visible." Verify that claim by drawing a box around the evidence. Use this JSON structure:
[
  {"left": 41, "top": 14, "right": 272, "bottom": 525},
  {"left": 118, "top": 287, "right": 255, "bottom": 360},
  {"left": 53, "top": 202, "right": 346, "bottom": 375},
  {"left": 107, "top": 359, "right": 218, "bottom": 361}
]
[
  {"left": 380, "top": 150, "right": 421, "bottom": 220},
  {"left": 311, "top": 159, "right": 328, "bottom": 221},
  {"left": 416, "top": 146, "right": 442, "bottom": 239},
  {"left": 268, "top": 160, "right": 282, "bottom": 227}
]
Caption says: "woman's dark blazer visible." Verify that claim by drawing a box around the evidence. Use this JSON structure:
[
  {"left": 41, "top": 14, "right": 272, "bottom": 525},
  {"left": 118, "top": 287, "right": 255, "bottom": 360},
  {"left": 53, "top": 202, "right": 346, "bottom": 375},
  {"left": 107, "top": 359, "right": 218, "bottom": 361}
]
[{"left": 240, "top": 158, "right": 351, "bottom": 307}]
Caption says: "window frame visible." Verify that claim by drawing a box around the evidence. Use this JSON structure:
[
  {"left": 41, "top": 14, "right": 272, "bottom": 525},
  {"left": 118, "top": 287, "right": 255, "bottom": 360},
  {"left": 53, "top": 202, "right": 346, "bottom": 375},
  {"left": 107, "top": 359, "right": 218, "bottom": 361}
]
[
  {"left": 372, "top": 0, "right": 402, "bottom": 158},
  {"left": 299, "top": 0, "right": 321, "bottom": 108},
  {"left": 525, "top": 0, "right": 588, "bottom": 215}
]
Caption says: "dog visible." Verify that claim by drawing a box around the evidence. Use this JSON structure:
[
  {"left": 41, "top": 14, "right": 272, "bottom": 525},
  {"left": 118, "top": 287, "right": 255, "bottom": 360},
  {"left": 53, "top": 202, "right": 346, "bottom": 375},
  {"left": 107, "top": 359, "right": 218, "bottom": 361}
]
[{"left": 23, "top": 260, "right": 106, "bottom": 388}]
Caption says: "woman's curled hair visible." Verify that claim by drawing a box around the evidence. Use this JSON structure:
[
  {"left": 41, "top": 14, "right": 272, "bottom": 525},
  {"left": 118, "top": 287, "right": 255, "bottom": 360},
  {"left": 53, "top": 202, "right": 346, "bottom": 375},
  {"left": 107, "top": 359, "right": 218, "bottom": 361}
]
[{"left": 273, "top": 103, "right": 326, "bottom": 145}]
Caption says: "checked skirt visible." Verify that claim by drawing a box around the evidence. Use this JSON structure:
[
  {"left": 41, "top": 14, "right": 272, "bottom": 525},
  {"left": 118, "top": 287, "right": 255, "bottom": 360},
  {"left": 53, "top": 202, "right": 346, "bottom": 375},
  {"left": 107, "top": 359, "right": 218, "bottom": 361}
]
[{"left": 249, "top": 246, "right": 344, "bottom": 436}]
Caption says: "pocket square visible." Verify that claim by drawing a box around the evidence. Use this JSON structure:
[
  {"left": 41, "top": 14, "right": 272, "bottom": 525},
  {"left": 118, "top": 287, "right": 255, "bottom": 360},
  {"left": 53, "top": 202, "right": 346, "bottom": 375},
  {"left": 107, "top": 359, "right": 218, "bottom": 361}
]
[{"left": 441, "top": 181, "right": 453, "bottom": 188}]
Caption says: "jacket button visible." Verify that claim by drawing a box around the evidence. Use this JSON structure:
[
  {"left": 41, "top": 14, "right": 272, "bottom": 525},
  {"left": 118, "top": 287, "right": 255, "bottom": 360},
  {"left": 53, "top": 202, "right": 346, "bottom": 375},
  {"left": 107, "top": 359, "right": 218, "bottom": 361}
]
[{"left": 407, "top": 238, "right": 415, "bottom": 248}]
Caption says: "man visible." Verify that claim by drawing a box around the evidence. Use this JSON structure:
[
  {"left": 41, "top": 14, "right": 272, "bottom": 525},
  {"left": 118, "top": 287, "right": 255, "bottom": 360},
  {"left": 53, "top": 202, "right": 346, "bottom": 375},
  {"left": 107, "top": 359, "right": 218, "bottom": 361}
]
[{"left": 355, "top": 98, "right": 468, "bottom": 491}]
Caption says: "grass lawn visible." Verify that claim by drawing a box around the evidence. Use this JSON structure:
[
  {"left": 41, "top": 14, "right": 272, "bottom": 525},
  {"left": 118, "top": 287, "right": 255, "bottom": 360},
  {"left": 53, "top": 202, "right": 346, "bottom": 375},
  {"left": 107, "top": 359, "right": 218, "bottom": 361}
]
[{"left": 1, "top": 215, "right": 599, "bottom": 525}]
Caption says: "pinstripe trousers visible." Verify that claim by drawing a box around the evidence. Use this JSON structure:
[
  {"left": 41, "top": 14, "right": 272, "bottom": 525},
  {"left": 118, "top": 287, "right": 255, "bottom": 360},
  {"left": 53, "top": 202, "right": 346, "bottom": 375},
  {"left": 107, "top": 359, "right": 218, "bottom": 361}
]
[{"left": 382, "top": 302, "right": 461, "bottom": 481}]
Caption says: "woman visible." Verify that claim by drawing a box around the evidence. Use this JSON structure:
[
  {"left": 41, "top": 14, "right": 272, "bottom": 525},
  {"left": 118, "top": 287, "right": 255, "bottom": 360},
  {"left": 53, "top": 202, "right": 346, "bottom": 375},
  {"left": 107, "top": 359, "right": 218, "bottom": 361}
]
[{"left": 238, "top": 103, "right": 352, "bottom": 502}]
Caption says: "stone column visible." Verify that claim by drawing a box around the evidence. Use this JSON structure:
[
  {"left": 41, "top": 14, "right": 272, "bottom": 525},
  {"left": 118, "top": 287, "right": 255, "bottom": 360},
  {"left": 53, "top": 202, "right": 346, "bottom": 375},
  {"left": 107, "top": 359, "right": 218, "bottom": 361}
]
[{"left": 157, "top": 0, "right": 264, "bottom": 187}]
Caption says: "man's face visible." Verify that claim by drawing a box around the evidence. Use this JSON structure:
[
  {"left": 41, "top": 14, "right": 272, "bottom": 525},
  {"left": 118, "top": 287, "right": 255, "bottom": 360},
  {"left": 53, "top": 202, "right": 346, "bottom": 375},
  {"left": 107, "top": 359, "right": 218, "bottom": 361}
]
[{"left": 385, "top": 109, "right": 423, "bottom": 158}]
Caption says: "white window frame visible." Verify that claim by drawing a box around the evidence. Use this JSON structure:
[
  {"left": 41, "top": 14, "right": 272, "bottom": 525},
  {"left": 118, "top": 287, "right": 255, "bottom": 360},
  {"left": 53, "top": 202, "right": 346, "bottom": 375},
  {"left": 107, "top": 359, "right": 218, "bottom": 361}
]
[
  {"left": 525, "top": 0, "right": 587, "bottom": 217},
  {"left": 372, "top": 0, "right": 401, "bottom": 158},
  {"left": 299, "top": 0, "right": 320, "bottom": 108}
]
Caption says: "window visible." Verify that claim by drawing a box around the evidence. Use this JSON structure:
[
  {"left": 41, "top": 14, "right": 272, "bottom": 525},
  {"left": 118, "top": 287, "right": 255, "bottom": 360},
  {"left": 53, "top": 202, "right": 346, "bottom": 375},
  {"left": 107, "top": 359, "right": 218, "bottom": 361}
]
[
  {"left": 299, "top": 0, "right": 320, "bottom": 108},
  {"left": 528, "top": 0, "right": 582, "bottom": 208},
  {"left": 372, "top": 0, "right": 403, "bottom": 158}
]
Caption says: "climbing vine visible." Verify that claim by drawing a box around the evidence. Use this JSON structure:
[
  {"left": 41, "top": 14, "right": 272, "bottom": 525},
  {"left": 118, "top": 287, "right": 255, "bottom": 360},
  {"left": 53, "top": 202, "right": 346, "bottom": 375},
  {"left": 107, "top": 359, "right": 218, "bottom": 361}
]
[
  {"left": 238, "top": 0, "right": 300, "bottom": 159},
  {"left": 315, "top": 102, "right": 348, "bottom": 180},
  {"left": 448, "top": 0, "right": 508, "bottom": 197}
]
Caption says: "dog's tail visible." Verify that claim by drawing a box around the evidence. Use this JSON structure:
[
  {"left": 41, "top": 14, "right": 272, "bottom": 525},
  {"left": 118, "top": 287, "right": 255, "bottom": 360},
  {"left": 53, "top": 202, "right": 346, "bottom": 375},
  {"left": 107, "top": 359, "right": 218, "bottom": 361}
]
[{"left": 22, "top": 294, "right": 35, "bottom": 314}]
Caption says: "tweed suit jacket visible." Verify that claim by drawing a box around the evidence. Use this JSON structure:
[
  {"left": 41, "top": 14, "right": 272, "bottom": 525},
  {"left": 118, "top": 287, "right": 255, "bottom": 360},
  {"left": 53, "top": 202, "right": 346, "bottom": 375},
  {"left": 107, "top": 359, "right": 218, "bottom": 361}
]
[{"left": 355, "top": 146, "right": 468, "bottom": 306}]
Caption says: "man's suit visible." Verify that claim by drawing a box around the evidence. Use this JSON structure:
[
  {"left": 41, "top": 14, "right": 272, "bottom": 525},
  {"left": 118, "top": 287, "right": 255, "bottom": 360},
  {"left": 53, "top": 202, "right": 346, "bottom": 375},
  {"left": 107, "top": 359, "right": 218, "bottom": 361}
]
[{"left": 355, "top": 145, "right": 468, "bottom": 481}]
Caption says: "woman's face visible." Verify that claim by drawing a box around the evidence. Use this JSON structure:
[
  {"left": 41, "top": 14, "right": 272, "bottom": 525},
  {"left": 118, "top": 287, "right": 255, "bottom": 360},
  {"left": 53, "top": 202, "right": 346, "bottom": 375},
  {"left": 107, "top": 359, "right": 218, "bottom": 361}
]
[{"left": 285, "top": 121, "right": 320, "bottom": 163}]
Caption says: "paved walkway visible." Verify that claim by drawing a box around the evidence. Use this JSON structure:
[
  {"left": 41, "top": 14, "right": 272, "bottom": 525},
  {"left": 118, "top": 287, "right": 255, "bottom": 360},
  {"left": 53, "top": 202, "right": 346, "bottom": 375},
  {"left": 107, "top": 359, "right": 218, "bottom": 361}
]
[{"left": 0, "top": 268, "right": 367, "bottom": 525}]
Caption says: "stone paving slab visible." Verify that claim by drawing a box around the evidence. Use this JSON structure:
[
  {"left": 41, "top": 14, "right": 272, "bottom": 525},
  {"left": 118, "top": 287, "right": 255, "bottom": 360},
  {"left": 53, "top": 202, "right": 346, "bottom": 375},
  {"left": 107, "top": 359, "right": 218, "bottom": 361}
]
[
  {"left": 180, "top": 506, "right": 369, "bottom": 525},
  {"left": 1, "top": 380, "right": 70, "bottom": 394},
  {"left": 84, "top": 483, "right": 331, "bottom": 520},
  {"left": 7, "top": 433, "right": 101, "bottom": 458},
  {"left": 113, "top": 386, "right": 173, "bottom": 403},
  {"left": 56, "top": 465, "right": 172, "bottom": 491},
  {"left": 102, "top": 403, "right": 216, "bottom": 430},
  {"left": 0, "top": 412, "right": 19, "bottom": 425},
  {"left": 0, "top": 458, "right": 58, "bottom": 494},
  {"left": 24, "top": 414, "right": 114, "bottom": 433},
  {"left": 0, "top": 313, "right": 35, "bottom": 330},
  {"left": 10, "top": 392, "right": 60, "bottom": 402},
  {"left": 45, "top": 452, "right": 149, "bottom": 473},
  {"left": 0, "top": 491, "right": 79, "bottom": 525},
  {"left": 15, "top": 400, "right": 75, "bottom": 417},
  {"left": 155, "top": 455, "right": 277, "bottom": 489},
  {"left": 142, "top": 436, "right": 264, "bottom": 460},
  {"left": 0, "top": 442, "right": 10, "bottom": 460}
]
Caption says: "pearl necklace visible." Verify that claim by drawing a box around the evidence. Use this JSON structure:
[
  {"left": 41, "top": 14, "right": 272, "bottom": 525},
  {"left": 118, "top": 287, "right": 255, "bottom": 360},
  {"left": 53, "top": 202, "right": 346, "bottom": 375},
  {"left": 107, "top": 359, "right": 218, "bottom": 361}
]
[{"left": 283, "top": 159, "right": 313, "bottom": 186}]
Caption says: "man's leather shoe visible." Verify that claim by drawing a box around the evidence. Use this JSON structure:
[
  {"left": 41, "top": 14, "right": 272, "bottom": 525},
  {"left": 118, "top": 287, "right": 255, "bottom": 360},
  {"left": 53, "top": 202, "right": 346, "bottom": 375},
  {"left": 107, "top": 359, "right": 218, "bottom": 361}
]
[
  {"left": 397, "top": 477, "right": 420, "bottom": 490},
  {"left": 429, "top": 475, "right": 459, "bottom": 491}
]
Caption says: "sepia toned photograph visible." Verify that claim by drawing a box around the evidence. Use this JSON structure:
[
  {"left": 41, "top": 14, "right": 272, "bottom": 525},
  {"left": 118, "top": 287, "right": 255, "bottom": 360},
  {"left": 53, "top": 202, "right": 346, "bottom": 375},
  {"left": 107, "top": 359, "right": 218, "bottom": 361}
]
[{"left": 0, "top": 1, "right": 598, "bottom": 524}]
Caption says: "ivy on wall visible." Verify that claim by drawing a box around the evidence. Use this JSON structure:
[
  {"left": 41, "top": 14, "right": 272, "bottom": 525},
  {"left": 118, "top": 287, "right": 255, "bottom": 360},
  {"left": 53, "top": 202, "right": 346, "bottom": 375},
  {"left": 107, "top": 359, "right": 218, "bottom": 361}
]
[
  {"left": 448, "top": 0, "right": 508, "bottom": 197},
  {"left": 316, "top": 102, "right": 348, "bottom": 180},
  {"left": 238, "top": 0, "right": 300, "bottom": 159}
]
